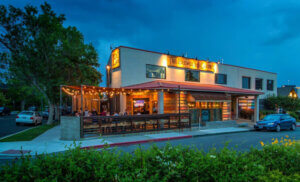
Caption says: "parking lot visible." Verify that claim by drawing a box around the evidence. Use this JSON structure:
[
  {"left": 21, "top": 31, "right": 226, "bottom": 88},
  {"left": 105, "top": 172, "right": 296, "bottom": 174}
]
[{"left": 0, "top": 115, "right": 47, "bottom": 138}]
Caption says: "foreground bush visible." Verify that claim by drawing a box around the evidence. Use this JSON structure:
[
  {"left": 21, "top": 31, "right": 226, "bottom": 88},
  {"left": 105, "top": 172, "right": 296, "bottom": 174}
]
[{"left": 1, "top": 138, "right": 299, "bottom": 181}]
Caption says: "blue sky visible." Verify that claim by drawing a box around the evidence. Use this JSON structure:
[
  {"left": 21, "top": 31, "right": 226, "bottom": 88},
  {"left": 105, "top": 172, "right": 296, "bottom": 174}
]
[{"left": 3, "top": 0, "right": 300, "bottom": 86}]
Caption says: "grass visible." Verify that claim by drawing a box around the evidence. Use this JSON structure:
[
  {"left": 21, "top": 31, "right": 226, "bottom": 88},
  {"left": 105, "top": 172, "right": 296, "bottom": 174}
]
[{"left": 0, "top": 124, "right": 57, "bottom": 142}]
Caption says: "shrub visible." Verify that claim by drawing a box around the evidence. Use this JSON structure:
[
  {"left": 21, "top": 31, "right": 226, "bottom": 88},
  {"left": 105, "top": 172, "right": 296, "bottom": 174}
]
[{"left": 0, "top": 141, "right": 299, "bottom": 181}]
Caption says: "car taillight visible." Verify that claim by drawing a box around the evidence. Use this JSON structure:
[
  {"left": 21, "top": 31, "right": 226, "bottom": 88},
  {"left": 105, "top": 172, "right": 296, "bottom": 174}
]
[
  {"left": 16, "top": 116, "right": 19, "bottom": 118},
  {"left": 30, "top": 117, "right": 34, "bottom": 120}
]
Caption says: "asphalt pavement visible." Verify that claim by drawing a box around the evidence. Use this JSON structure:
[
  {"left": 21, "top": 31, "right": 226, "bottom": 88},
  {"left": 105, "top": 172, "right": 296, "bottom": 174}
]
[
  {"left": 0, "top": 115, "right": 47, "bottom": 138},
  {"left": 111, "top": 128, "right": 300, "bottom": 153}
]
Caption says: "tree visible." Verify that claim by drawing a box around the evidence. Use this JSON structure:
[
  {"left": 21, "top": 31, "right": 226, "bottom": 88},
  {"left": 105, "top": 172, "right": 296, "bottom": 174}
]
[
  {"left": 0, "top": 3, "right": 101, "bottom": 124},
  {"left": 264, "top": 96, "right": 300, "bottom": 112},
  {"left": 0, "top": 91, "right": 8, "bottom": 105}
]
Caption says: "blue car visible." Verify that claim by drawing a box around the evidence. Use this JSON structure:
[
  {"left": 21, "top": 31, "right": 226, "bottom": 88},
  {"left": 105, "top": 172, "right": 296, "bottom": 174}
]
[{"left": 254, "top": 114, "right": 296, "bottom": 132}]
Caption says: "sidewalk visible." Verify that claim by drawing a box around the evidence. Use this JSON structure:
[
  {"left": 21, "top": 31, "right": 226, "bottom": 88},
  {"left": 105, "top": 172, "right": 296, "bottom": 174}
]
[{"left": 0, "top": 125, "right": 254, "bottom": 157}]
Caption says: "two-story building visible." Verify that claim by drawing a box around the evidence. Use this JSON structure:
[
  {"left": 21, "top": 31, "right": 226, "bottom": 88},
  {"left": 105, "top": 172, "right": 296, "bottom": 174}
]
[{"left": 106, "top": 46, "right": 277, "bottom": 124}]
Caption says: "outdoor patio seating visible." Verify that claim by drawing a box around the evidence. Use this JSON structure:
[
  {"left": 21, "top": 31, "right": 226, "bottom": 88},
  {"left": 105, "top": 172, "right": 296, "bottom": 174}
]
[{"left": 81, "top": 113, "right": 191, "bottom": 137}]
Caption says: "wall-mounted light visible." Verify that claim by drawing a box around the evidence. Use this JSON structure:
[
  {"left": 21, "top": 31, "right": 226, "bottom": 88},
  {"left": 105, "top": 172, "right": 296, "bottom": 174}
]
[{"left": 106, "top": 65, "right": 110, "bottom": 70}]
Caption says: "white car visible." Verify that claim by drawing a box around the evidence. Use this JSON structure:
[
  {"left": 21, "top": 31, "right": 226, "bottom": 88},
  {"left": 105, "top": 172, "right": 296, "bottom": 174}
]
[{"left": 16, "top": 111, "right": 43, "bottom": 125}]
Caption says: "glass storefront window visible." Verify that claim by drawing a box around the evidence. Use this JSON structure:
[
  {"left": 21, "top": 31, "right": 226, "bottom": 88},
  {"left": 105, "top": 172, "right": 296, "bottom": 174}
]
[
  {"left": 185, "top": 70, "right": 200, "bottom": 82},
  {"left": 146, "top": 64, "right": 166, "bottom": 79}
]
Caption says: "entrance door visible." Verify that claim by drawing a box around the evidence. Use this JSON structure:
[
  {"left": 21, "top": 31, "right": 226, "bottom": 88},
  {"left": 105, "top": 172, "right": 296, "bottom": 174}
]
[
  {"left": 190, "top": 109, "right": 200, "bottom": 127},
  {"left": 201, "top": 109, "right": 210, "bottom": 122}
]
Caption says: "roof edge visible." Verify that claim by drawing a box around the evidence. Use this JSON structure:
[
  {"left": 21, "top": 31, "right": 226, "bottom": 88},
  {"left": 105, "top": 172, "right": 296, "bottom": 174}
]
[{"left": 117, "top": 46, "right": 277, "bottom": 75}]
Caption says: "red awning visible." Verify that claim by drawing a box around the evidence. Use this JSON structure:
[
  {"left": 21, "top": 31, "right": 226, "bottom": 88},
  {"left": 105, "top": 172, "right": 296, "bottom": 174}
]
[{"left": 124, "top": 80, "right": 263, "bottom": 95}]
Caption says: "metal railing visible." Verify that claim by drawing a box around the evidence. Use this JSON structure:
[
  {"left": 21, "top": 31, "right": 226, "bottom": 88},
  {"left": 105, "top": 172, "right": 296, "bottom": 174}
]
[{"left": 80, "top": 113, "right": 191, "bottom": 137}]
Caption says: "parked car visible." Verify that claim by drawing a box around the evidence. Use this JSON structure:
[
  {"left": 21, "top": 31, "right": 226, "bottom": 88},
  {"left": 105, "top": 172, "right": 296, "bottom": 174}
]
[
  {"left": 254, "top": 114, "right": 296, "bottom": 132},
  {"left": 0, "top": 107, "right": 10, "bottom": 116},
  {"left": 28, "top": 106, "right": 37, "bottom": 111},
  {"left": 42, "top": 111, "right": 49, "bottom": 118},
  {"left": 16, "top": 111, "right": 42, "bottom": 125}
]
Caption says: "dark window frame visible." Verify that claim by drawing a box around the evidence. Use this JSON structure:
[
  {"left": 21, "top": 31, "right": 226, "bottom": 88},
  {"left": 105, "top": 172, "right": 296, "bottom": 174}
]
[
  {"left": 146, "top": 64, "right": 166, "bottom": 79},
  {"left": 185, "top": 69, "right": 200, "bottom": 82},
  {"left": 215, "top": 73, "right": 227, "bottom": 84},
  {"left": 267, "top": 79, "right": 274, "bottom": 91},
  {"left": 255, "top": 78, "right": 263, "bottom": 90},
  {"left": 242, "top": 76, "right": 251, "bottom": 89}
]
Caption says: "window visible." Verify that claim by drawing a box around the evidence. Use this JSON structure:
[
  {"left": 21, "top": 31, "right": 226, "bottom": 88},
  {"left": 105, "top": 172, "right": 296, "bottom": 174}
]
[
  {"left": 255, "top": 78, "right": 263, "bottom": 90},
  {"left": 185, "top": 70, "right": 199, "bottom": 82},
  {"left": 215, "top": 74, "right": 227, "bottom": 84},
  {"left": 267, "top": 80, "right": 274, "bottom": 91},
  {"left": 146, "top": 64, "right": 166, "bottom": 79},
  {"left": 242, "top": 76, "right": 251, "bottom": 89}
]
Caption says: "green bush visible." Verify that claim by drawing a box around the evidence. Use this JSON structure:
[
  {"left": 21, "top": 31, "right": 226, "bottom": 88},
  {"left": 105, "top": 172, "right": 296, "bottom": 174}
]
[{"left": 0, "top": 143, "right": 299, "bottom": 181}]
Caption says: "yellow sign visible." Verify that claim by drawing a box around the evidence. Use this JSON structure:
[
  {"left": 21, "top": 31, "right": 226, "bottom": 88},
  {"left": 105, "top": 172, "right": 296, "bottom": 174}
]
[
  {"left": 168, "top": 56, "right": 217, "bottom": 72},
  {"left": 111, "top": 49, "right": 120, "bottom": 69}
]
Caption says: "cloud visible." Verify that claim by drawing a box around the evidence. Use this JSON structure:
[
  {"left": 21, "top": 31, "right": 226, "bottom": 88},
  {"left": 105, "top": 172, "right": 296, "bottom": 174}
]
[{"left": 263, "top": 5, "right": 300, "bottom": 46}]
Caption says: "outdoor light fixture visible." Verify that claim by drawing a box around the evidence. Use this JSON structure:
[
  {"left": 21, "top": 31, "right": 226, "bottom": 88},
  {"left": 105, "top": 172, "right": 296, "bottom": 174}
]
[{"left": 106, "top": 65, "right": 110, "bottom": 70}]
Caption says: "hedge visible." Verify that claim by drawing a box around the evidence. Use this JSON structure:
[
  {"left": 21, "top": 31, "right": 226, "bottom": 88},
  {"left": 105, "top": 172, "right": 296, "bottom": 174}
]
[{"left": 1, "top": 138, "right": 299, "bottom": 181}]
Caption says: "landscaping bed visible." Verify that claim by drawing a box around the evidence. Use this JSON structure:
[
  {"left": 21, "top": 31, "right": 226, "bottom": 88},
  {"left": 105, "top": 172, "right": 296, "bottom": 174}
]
[
  {"left": 0, "top": 137, "right": 299, "bottom": 181},
  {"left": 0, "top": 124, "right": 56, "bottom": 142}
]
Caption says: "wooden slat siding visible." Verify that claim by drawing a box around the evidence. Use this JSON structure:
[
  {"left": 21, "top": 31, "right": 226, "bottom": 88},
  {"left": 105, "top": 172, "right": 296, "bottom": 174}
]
[{"left": 164, "top": 92, "right": 177, "bottom": 113}]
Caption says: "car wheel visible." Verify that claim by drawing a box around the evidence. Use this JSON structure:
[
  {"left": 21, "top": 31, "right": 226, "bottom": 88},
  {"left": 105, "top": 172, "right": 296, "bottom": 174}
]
[
  {"left": 291, "top": 124, "right": 296, "bottom": 131},
  {"left": 16, "top": 122, "right": 19, "bottom": 126},
  {"left": 276, "top": 125, "right": 281, "bottom": 132}
]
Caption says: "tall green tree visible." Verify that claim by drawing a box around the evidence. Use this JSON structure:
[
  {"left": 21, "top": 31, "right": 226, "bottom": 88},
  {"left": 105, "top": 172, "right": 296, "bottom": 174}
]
[
  {"left": 0, "top": 3, "right": 101, "bottom": 124},
  {"left": 0, "top": 91, "right": 8, "bottom": 105}
]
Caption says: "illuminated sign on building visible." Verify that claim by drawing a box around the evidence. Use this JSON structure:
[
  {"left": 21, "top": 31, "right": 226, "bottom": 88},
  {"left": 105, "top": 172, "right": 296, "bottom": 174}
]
[
  {"left": 111, "top": 49, "right": 120, "bottom": 69},
  {"left": 167, "top": 56, "right": 217, "bottom": 73}
]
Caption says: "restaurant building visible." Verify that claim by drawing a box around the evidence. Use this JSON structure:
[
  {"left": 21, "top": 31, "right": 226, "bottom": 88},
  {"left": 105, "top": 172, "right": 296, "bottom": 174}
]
[{"left": 105, "top": 46, "right": 277, "bottom": 124}]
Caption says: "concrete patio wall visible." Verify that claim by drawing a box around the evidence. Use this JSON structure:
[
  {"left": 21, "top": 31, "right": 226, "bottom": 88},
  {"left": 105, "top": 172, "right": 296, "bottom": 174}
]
[{"left": 60, "top": 116, "right": 81, "bottom": 141}]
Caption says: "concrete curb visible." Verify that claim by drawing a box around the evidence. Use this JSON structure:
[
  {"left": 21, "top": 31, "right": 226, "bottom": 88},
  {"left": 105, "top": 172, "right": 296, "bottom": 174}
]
[{"left": 80, "top": 135, "right": 193, "bottom": 150}]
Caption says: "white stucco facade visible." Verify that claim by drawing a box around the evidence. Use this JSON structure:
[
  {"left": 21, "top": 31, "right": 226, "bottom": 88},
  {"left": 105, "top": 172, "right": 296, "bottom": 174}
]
[{"left": 107, "top": 46, "right": 277, "bottom": 100}]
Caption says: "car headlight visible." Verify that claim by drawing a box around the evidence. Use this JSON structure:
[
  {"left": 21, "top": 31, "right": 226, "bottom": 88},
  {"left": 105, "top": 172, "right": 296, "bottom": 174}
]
[{"left": 267, "top": 122, "right": 274, "bottom": 125}]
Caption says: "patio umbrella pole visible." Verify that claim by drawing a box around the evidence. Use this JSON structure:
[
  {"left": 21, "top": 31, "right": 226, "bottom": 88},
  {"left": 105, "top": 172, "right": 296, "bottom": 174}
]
[{"left": 178, "top": 85, "right": 181, "bottom": 123}]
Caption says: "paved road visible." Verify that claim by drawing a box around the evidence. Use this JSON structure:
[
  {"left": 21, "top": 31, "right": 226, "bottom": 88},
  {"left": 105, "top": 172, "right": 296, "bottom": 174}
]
[
  {"left": 112, "top": 128, "right": 300, "bottom": 153},
  {"left": 0, "top": 115, "right": 47, "bottom": 138}
]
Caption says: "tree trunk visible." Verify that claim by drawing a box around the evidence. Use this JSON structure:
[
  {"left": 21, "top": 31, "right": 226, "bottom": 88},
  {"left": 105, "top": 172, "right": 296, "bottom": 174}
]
[
  {"left": 47, "top": 102, "right": 55, "bottom": 125},
  {"left": 21, "top": 100, "right": 26, "bottom": 111}
]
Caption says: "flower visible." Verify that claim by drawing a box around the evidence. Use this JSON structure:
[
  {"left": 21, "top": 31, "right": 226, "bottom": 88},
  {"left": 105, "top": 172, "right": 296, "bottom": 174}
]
[
  {"left": 285, "top": 135, "right": 289, "bottom": 138},
  {"left": 210, "top": 155, "right": 216, "bottom": 158},
  {"left": 260, "top": 141, "right": 265, "bottom": 146},
  {"left": 272, "top": 138, "right": 278, "bottom": 145}
]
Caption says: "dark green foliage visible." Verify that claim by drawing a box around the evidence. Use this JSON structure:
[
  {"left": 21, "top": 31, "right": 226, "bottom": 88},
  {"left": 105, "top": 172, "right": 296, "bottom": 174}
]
[
  {"left": 0, "top": 143, "right": 299, "bottom": 181},
  {"left": 0, "top": 3, "right": 101, "bottom": 124},
  {"left": 264, "top": 96, "right": 300, "bottom": 112}
]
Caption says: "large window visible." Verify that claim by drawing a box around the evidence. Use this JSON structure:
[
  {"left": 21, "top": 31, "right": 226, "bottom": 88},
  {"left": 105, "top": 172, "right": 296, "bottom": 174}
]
[
  {"left": 242, "top": 76, "right": 251, "bottom": 89},
  {"left": 255, "top": 78, "right": 263, "bottom": 90},
  {"left": 146, "top": 64, "right": 166, "bottom": 79},
  {"left": 185, "top": 70, "right": 200, "bottom": 82},
  {"left": 215, "top": 74, "right": 227, "bottom": 84},
  {"left": 267, "top": 80, "right": 274, "bottom": 91}
]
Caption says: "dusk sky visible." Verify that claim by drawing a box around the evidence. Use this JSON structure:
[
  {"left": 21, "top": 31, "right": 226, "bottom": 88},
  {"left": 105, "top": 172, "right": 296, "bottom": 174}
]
[{"left": 3, "top": 0, "right": 300, "bottom": 87}]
